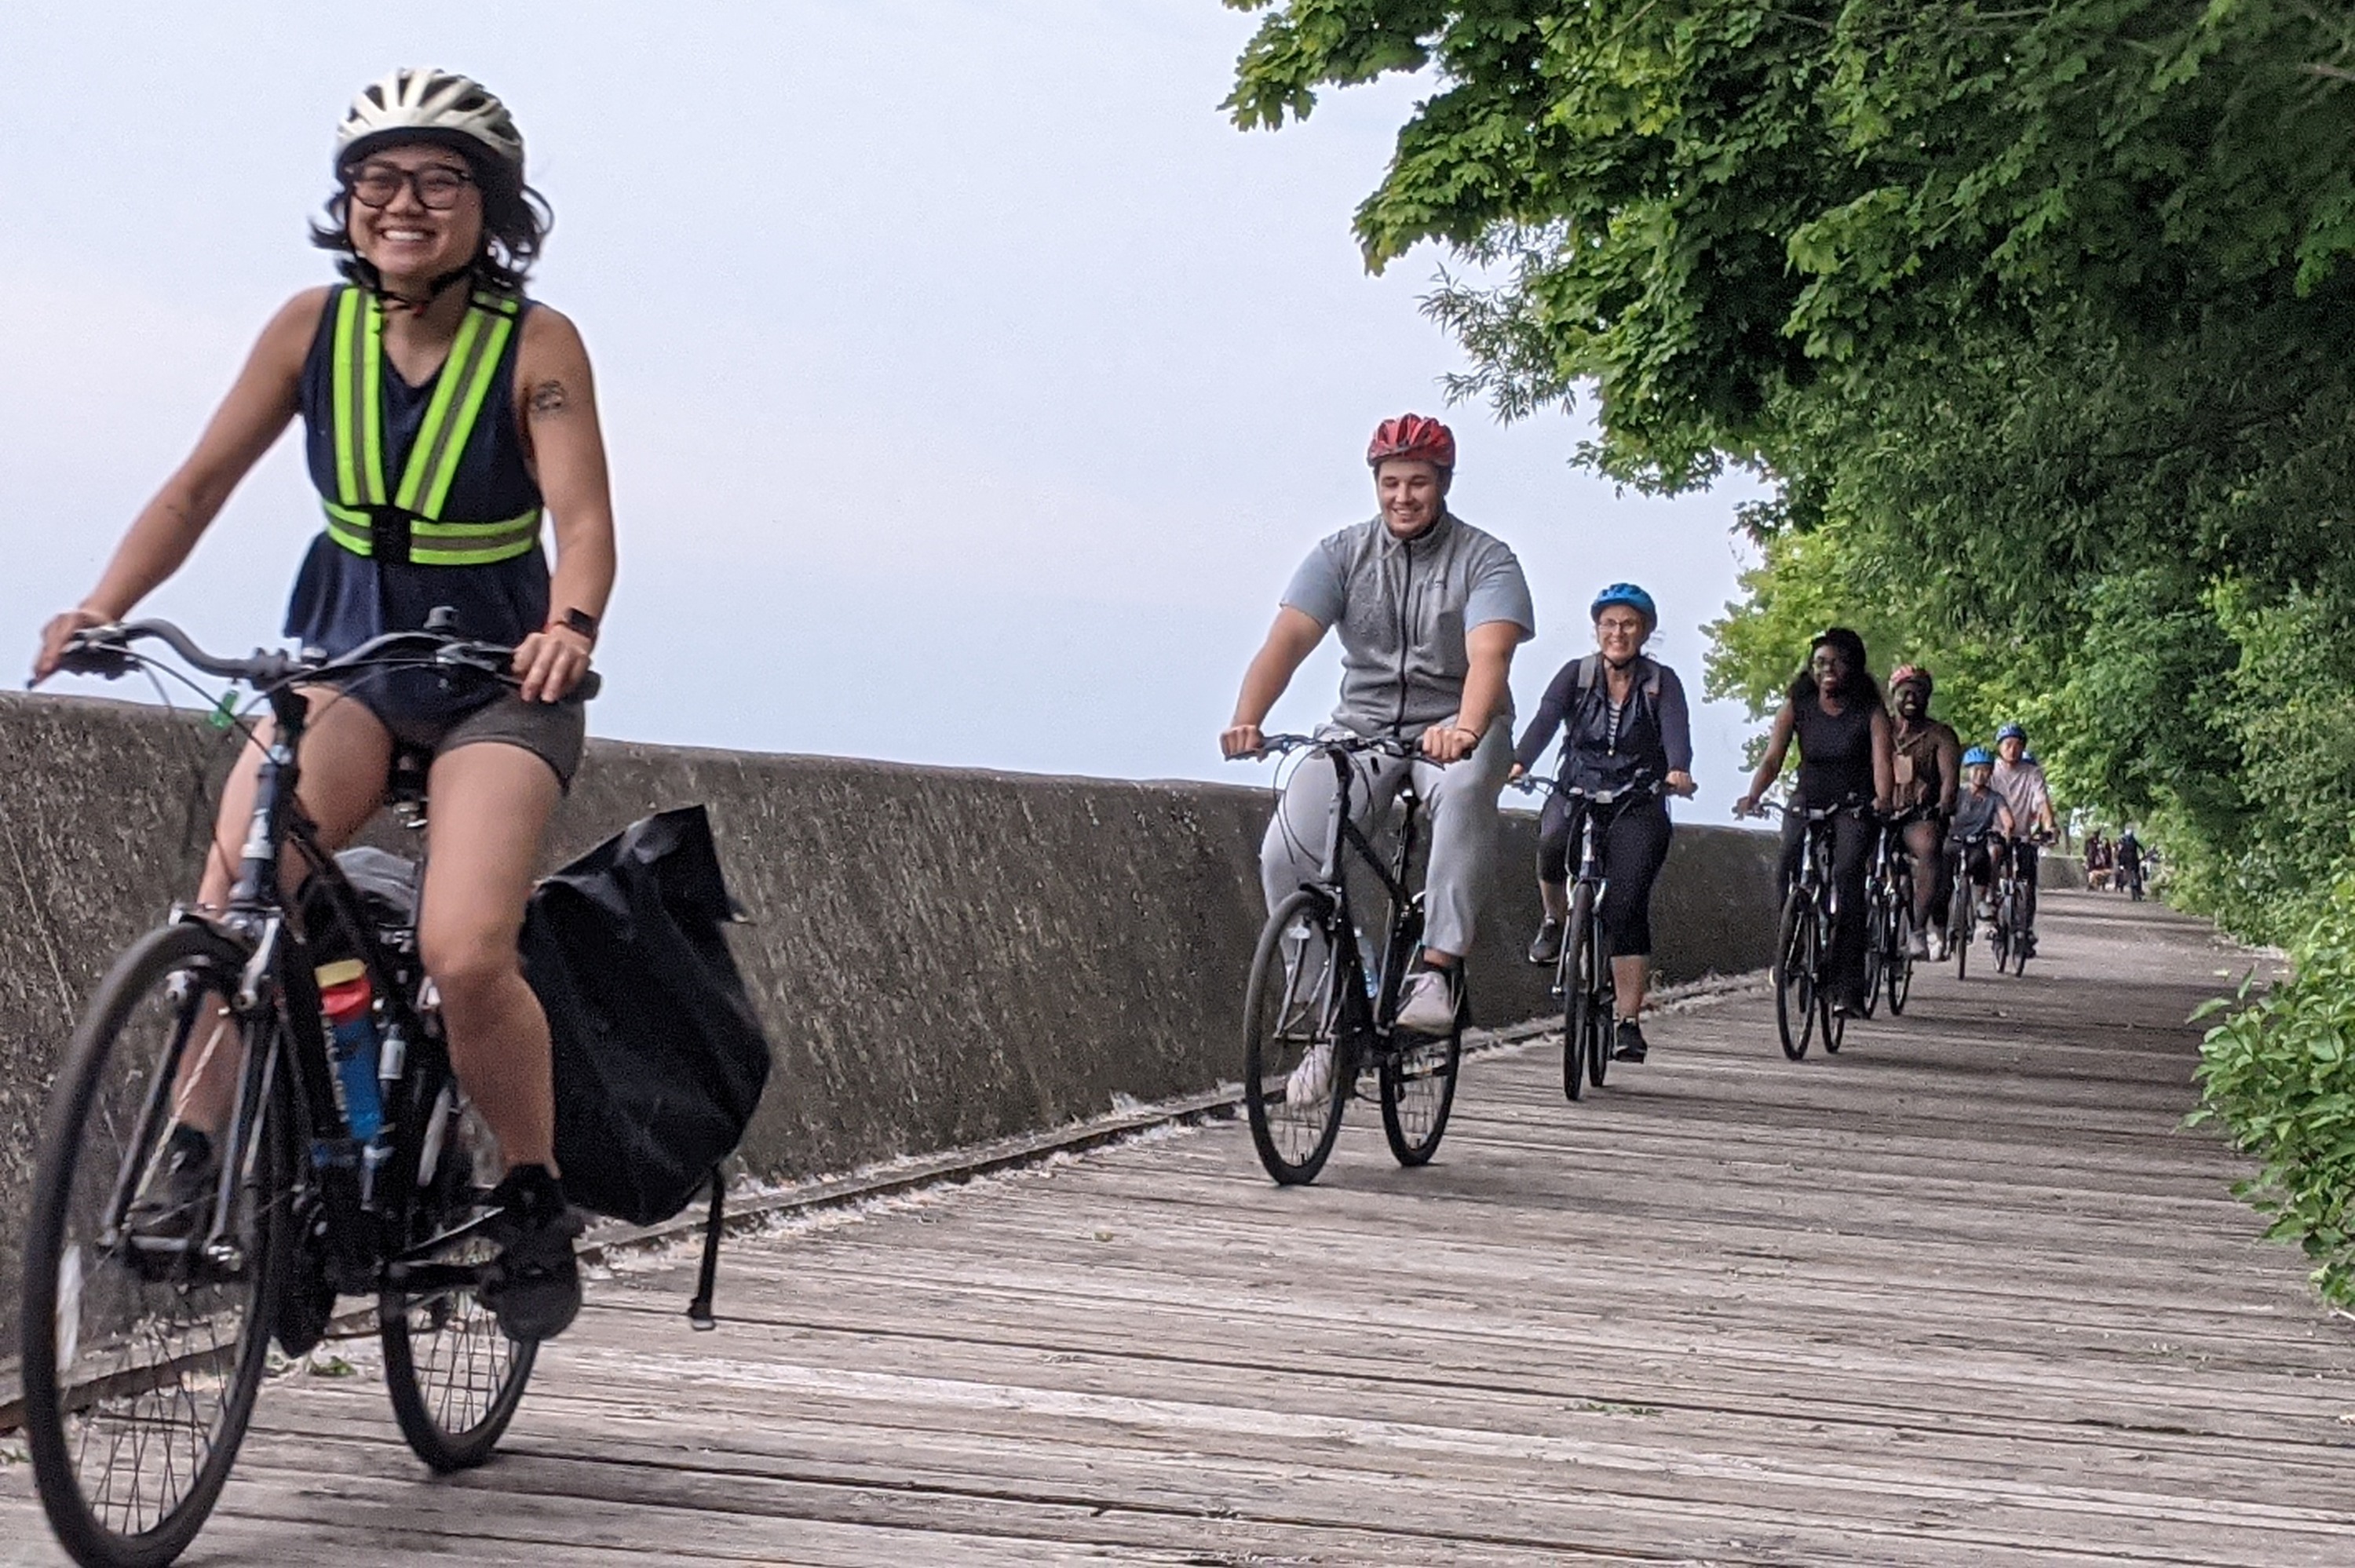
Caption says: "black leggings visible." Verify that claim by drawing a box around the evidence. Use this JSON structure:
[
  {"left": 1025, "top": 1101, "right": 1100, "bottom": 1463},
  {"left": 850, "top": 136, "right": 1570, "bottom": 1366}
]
[
  {"left": 1780, "top": 810, "right": 1874, "bottom": 1005},
  {"left": 1537, "top": 795, "right": 1674, "bottom": 957}
]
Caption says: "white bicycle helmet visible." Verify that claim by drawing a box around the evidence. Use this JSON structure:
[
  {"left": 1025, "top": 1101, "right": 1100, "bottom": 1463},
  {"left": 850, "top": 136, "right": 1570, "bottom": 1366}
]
[{"left": 336, "top": 67, "right": 524, "bottom": 177}]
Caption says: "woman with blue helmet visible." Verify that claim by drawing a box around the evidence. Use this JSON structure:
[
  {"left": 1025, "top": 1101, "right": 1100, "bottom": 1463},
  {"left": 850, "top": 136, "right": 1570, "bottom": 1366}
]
[{"left": 1510, "top": 583, "right": 1696, "bottom": 1063}]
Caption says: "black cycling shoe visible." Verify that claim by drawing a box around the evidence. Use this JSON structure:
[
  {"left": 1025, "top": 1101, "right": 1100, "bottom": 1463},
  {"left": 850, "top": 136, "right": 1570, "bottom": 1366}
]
[
  {"left": 126, "top": 1125, "right": 219, "bottom": 1244},
  {"left": 1612, "top": 1019, "right": 1648, "bottom": 1063},
  {"left": 1526, "top": 918, "right": 1565, "bottom": 966},
  {"left": 480, "top": 1164, "right": 585, "bottom": 1343}
]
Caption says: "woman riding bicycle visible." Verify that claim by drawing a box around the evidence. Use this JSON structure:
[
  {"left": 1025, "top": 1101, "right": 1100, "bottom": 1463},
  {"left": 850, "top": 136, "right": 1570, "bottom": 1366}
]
[
  {"left": 1887, "top": 665, "right": 1960, "bottom": 960},
  {"left": 28, "top": 68, "right": 615, "bottom": 1342},
  {"left": 1509, "top": 584, "right": 1696, "bottom": 1063},
  {"left": 1732, "top": 627, "right": 1895, "bottom": 1018}
]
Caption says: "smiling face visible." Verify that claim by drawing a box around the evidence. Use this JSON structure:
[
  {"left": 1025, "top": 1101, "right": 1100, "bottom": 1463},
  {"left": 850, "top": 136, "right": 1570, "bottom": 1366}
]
[
  {"left": 1893, "top": 680, "right": 1927, "bottom": 719},
  {"left": 344, "top": 142, "right": 484, "bottom": 289},
  {"left": 1809, "top": 642, "right": 1852, "bottom": 695},
  {"left": 1594, "top": 604, "right": 1649, "bottom": 663},
  {"left": 1374, "top": 459, "right": 1448, "bottom": 539}
]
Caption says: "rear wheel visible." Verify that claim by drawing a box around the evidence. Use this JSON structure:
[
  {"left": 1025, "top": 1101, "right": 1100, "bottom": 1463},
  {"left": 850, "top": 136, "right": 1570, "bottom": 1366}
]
[
  {"left": 382, "top": 1085, "right": 537, "bottom": 1471},
  {"left": 1379, "top": 1009, "right": 1462, "bottom": 1168},
  {"left": 1243, "top": 891, "right": 1353, "bottom": 1185},
  {"left": 20, "top": 923, "right": 287, "bottom": 1568},
  {"left": 1773, "top": 889, "right": 1816, "bottom": 1061},
  {"left": 1561, "top": 884, "right": 1597, "bottom": 1101},
  {"left": 1887, "top": 907, "right": 1916, "bottom": 1016}
]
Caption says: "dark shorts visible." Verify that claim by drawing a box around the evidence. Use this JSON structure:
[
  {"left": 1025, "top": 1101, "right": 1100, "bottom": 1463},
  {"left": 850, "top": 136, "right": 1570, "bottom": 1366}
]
[{"left": 334, "top": 684, "right": 587, "bottom": 793}]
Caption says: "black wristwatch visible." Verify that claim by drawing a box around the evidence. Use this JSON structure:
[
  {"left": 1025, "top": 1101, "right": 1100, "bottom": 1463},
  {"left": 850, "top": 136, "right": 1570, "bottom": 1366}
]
[{"left": 555, "top": 607, "right": 599, "bottom": 644}]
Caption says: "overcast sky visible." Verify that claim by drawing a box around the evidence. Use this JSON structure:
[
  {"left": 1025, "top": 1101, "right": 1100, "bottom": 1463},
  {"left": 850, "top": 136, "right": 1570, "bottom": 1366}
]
[{"left": 4, "top": 2, "right": 1766, "bottom": 805}]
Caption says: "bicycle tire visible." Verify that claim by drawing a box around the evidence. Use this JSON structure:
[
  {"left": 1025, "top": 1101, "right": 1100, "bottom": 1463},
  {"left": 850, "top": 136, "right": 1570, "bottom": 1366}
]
[
  {"left": 1950, "top": 876, "right": 1973, "bottom": 980},
  {"left": 1858, "top": 888, "right": 1885, "bottom": 1021},
  {"left": 21, "top": 923, "right": 288, "bottom": 1568},
  {"left": 1887, "top": 911, "right": 1916, "bottom": 1015},
  {"left": 1561, "top": 883, "right": 1594, "bottom": 1101},
  {"left": 1378, "top": 1008, "right": 1462, "bottom": 1168},
  {"left": 2009, "top": 888, "right": 2033, "bottom": 975},
  {"left": 1773, "top": 888, "right": 1814, "bottom": 1061},
  {"left": 1243, "top": 890, "right": 1353, "bottom": 1185},
  {"left": 1819, "top": 901, "right": 1844, "bottom": 1054},
  {"left": 381, "top": 1087, "right": 538, "bottom": 1470},
  {"left": 1584, "top": 901, "right": 1612, "bottom": 1090}
]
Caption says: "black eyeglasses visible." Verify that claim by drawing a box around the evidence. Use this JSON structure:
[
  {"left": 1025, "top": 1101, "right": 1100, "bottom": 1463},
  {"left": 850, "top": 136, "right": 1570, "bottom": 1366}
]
[{"left": 345, "top": 162, "right": 475, "bottom": 211}]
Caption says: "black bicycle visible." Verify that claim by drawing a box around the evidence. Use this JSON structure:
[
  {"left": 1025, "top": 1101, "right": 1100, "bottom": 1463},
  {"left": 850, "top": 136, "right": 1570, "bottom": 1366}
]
[
  {"left": 1513, "top": 774, "right": 1663, "bottom": 1100},
  {"left": 1236, "top": 734, "right": 1466, "bottom": 1184},
  {"left": 1945, "top": 831, "right": 1992, "bottom": 980},
  {"left": 1860, "top": 807, "right": 1930, "bottom": 1019},
  {"left": 1991, "top": 835, "right": 2042, "bottom": 975},
  {"left": 20, "top": 614, "right": 596, "bottom": 1568},
  {"left": 1754, "top": 799, "right": 1867, "bottom": 1060}
]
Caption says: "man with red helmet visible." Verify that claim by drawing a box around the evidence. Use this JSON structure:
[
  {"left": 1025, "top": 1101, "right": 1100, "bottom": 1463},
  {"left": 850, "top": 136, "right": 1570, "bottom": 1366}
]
[
  {"left": 1889, "top": 665, "right": 1961, "bottom": 959},
  {"left": 1222, "top": 414, "right": 1534, "bottom": 1034}
]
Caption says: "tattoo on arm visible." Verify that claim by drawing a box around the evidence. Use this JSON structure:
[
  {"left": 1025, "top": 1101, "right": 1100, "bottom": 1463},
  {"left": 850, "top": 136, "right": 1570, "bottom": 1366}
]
[{"left": 529, "top": 380, "right": 570, "bottom": 416}]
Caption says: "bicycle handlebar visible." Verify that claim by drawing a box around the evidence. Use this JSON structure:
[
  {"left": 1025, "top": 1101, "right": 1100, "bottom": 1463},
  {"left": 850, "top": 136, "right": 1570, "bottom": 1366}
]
[
  {"left": 55, "top": 617, "right": 601, "bottom": 702},
  {"left": 1243, "top": 731, "right": 1421, "bottom": 763},
  {"left": 1510, "top": 772, "right": 1665, "bottom": 807}
]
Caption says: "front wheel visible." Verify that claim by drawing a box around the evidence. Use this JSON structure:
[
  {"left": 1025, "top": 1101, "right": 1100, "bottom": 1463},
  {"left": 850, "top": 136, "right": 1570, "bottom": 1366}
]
[
  {"left": 1243, "top": 891, "right": 1353, "bottom": 1185},
  {"left": 1773, "top": 889, "right": 1816, "bottom": 1061},
  {"left": 20, "top": 922, "right": 287, "bottom": 1568},
  {"left": 1858, "top": 888, "right": 1886, "bottom": 1021},
  {"left": 1561, "top": 883, "right": 1598, "bottom": 1100}
]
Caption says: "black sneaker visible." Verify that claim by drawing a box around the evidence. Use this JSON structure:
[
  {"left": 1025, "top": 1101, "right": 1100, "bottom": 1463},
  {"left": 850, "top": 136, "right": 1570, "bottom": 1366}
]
[
  {"left": 1612, "top": 1019, "right": 1648, "bottom": 1063},
  {"left": 480, "top": 1165, "right": 585, "bottom": 1342},
  {"left": 126, "top": 1125, "right": 218, "bottom": 1244},
  {"left": 1526, "top": 918, "right": 1565, "bottom": 967}
]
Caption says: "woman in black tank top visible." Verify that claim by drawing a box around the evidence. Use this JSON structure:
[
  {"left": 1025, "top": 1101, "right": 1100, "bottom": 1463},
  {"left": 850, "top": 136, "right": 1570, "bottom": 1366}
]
[
  {"left": 29, "top": 71, "right": 615, "bottom": 1343},
  {"left": 1732, "top": 629, "right": 1895, "bottom": 1016}
]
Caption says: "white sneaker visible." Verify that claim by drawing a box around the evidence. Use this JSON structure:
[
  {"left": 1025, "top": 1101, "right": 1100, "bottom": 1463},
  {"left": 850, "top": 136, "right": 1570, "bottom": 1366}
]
[
  {"left": 1394, "top": 969, "right": 1460, "bottom": 1035},
  {"left": 1908, "top": 929, "right": 1930, "bottom": 960},
  {"left": 1283, "top": 1040, "right": 1335, "bottom": 1107}
]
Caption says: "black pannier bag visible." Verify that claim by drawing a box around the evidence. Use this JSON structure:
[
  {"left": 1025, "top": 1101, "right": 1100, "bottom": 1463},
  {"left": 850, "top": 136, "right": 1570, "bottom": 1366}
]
[{"left": 520, "top": 805, "right": 772, "bottom": 1227}]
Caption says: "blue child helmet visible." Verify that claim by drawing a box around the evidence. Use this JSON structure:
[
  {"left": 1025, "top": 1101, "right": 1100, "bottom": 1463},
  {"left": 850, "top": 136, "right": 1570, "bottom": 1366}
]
[
  {"left": 1962, "top": 746, "right": 1995, "bottom": 767},
  {"left": 1591, "top": 582, "right": 1657, "bottom": 625},
  {"left": 1995, "top": 721, "right": 2027, "bottom": 742}
]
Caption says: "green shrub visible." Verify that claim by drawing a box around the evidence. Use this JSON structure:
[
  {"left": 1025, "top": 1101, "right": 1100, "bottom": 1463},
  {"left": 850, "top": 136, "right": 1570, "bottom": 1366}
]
[{"left": 2193, "top": 873, "right": 2355, "bottom": 1307}]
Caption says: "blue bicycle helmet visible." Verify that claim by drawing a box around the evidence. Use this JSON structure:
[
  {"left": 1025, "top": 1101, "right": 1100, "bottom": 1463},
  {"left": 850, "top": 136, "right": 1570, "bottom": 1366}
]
[
  {"left": 1995, "top": 721, "right": 2027, "bottom": 743},
  {"left": 1591, "top": 582, "right": 1656, "bottom": 626},
  {"left": 1962, "top": 746, "right": 1995, "bottom": 767}
]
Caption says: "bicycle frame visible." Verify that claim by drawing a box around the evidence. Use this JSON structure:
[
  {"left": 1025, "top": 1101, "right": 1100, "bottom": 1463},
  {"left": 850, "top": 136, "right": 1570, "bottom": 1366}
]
[{"left": 1294, "top": 741, "right": 1428, "bottom": 1051}]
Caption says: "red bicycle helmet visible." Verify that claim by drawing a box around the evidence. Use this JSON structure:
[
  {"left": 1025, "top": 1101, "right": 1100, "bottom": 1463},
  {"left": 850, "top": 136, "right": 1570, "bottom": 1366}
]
[{"left": 1366, "top": 414, "right": 1456, "bottom": 471}]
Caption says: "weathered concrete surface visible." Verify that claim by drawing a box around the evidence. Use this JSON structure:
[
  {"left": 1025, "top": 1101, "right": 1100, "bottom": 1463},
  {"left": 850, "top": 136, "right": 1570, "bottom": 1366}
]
[
  {"left": 0, "top": 693, "right": 1778, "bottom": 1328},
  {"left": 2, "top": 894, "right": 2342, "bottom": 1565}
]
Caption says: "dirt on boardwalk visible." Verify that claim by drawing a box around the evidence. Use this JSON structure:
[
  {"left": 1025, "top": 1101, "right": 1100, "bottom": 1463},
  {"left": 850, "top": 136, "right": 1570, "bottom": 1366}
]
[{"left": 5, "top": 892, "right": 2351, "bottom": 1566}]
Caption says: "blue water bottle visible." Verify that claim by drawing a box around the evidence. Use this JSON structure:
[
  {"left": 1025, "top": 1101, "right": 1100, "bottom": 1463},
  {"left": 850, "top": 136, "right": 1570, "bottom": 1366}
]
[{"left": 316, "top": 961, "right": 385, "bottom": 1140}]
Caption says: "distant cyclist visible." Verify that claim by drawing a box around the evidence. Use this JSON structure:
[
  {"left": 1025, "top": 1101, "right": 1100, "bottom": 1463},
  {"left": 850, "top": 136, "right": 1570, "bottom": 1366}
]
[
  {"left": 1509, "top": 583, "right": 1696, "bottom": 1063},
  {"left": 1222, "top": 414, "right": 1534, "bottom": 1035},
  {"left": 2116, "top": 826, "right": 2146, "bottom": 900},
  {"left": 30, "top": 68, "right": 615, "bottom": 1341},
  {"left": 1732, "top": 628, "right": 1895, "bottom": 1017},
  {"left": 1991, "top": 723, "right": 2057, "bottom": 954},
  {"left": 1887, "top": 665, "right": 1960, "bottom": 959},
  {"left": 1951, "top": 746, "right": 2018, "bottom": 908}
]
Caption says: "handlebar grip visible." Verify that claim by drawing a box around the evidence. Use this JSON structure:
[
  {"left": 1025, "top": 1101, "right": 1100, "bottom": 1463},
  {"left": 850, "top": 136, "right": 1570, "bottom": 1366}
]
[
  {"left": 56, "top": 644, "right": 137, "bottom": 680},
  {"left": 573, "top": 669, "right": 602, "bottom": 702}
]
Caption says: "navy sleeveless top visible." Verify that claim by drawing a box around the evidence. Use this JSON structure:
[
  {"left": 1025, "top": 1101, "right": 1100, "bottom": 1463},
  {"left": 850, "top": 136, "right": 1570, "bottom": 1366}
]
[
  {"left": 1794, "top": 692, "right": 1876, "bottom": 807},
  {"left": 285, "top": 286, "right": 550, "bottom": 716}
]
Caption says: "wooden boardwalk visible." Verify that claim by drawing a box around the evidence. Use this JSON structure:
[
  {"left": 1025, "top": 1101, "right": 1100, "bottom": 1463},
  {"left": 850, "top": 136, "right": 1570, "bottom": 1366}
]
[{"left": 6, "top": 892, "right": 2353, "bottom": 1565}]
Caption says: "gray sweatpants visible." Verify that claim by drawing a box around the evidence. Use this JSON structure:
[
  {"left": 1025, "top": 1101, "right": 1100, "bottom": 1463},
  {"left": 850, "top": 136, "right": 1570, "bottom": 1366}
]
[{"left": 1258, "top": 727, "right": 1513, "bottom": 958}]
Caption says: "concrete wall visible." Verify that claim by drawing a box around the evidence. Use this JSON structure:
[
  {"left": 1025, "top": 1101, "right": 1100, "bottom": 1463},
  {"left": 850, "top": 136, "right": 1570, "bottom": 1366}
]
[{"left": 0, "top": 694, "right": 1781, "bottom": 1315}]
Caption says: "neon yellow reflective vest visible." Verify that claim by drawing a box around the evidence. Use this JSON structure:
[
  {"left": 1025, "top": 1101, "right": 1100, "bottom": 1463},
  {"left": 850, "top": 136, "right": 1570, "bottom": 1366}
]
[{"left": 321, "top": 288, "right": 542, "bottom": 567}]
